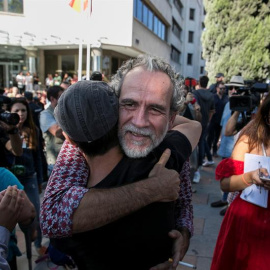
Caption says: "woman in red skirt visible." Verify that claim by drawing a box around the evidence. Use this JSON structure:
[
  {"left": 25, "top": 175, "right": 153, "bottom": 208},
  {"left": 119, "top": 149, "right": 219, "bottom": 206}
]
[{"left": 211, "top": 93, "right": 270, "bottom": 270}]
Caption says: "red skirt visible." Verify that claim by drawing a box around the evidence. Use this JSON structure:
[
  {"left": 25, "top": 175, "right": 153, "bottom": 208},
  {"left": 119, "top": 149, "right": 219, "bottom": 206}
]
[{"left": 211, "top": 193, "right": 270, "bottom": 270}]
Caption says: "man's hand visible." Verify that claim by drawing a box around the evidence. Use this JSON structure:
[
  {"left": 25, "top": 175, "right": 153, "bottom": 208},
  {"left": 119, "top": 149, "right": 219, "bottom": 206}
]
[
  {"left": 148, "top": 149, "right": 180, "bottom": 202},
  {"left": 0, "top": 186, "right": 24, "bottom": 232},
  {"left": 149, "top": 229, "right": 190, "bottom": 270},
  {"left": 17, "top": 191, "right": 36, "bottom": 226}
]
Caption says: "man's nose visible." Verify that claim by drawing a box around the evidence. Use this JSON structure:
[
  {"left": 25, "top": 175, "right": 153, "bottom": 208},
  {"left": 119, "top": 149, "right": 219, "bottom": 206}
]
[{"left": 131, "top": 107, "right": 149, "bottom": 128}]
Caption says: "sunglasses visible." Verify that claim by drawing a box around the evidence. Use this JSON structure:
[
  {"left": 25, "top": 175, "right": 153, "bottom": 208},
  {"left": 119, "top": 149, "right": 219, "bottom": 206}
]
[{"left": 229, "top": 86, "right": 239, "bottom": 91}]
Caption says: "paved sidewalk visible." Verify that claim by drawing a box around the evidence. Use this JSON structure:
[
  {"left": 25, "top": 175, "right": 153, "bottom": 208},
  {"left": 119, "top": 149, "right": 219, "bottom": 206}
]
[{"left": 16, "top": 156, "right": 223, "bottom": 270}]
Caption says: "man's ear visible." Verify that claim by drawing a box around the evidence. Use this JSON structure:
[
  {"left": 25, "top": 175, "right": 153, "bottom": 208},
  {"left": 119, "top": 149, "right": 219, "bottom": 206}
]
[
  {"left": 63, "top": 131, "right": 78, "bottom": 146},
  {"left": 168, "top": 112, "right": 177, "bottom": 130}
]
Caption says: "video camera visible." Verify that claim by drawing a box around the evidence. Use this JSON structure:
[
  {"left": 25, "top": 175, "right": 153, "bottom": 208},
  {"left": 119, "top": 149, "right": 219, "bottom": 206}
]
[
  {"left": 0, "top": 96, "right": 20, "bottom": 125},
  {"left": 229, "top": 81, "right": 269, "bottom": 112}
]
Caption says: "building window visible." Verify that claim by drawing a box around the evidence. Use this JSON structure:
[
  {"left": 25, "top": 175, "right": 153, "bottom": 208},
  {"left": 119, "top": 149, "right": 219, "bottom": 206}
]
[
  {"left": 134, "top": 0, "right": 166, "bottom": 41},
  {"left": 188, "top": 31, "right": 194, "bottom": 43},
  {"left": 189, "top": 8, "right": 195, "bottom": 20},
  {"left": 174, "top": 0, "right": 183, "bottom": 16},
  {"left": 187, "top": 53, "right": 193, "bottom": 65},
  {"left": 200, "top": 66, "right": 204, "bottom": 74},
  {"left": 0, "top": 0, "right": 23, "bottom": 14},
  {"left": 148, "top": 10, "right": 153, "bottom": 31},
  {"left": 172, "top": 18, "right": 182, "bottom": 39},
  {"left": 171, "top": 46, "right": 181, "bottom": 63},
  {"left": 142, "top": 4, "right": 148, "bottom": 25},
  {"left": 202, "top": 22, "right": 205, "bottom": 30}
]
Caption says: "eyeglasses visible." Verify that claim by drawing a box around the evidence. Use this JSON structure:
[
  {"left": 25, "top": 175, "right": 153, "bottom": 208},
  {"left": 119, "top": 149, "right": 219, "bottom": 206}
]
[
  {"left": 219, "top": 87, "right": 226, "bottom": 90},
  {"left": 229, "top": 86, "right": 239, "bottom": 91}
]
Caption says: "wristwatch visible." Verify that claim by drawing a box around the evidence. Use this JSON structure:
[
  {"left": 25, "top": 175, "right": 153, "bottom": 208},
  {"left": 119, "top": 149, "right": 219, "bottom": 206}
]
[{"left": 7, "top": 127, "right": 19, "bottom": 135}]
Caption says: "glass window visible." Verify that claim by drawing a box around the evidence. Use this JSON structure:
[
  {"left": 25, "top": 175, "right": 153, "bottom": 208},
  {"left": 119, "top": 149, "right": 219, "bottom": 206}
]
[
  {"left": 200, "top": 66, "right": 204, "bottom": 74},
  {"left": 172, "top": 18, "right": 181, "bottom": 39},
  {"left": 133, "top": 0, "right": 137, "bottom": 16},
  {"left": 161, "top": 24, "right": 165, "bottom": 40},
  {"left": 134, "top": 0, "right": 166, "bottom": 41},
  {"left": 143, "top": 4, "right": 148, "bottom": 25},
  {"left": 8, "top": 0, "right": 23, "bottom": 13},
  {"left": 158, "top": 20, "right": 162, "bottom": 38},
  {"left": 0, "top": 0, "right": 4, "bottom": 11},
  {"left": 187, "top": 53, "right": 193, "bottom": 65},
  {"left": 174, "top": 0, "right": 183, "bottom": 16},
  {"left": 188, "top": 31, "right": 194, "bottom": 43},
  {"left": 148, "top": 10, "right": 153, "bottom": 31},
  {"left": 190, "top": 8, "right": 195, "bottom": 20},
  {"left": 171, "top": 46, "right": 181, "bottom": 63},
  {"left": 0, "top": 0, "right": 23, "bottom": 13},
  {"left": 154, "top": 16, "right": 158, "bottom": 35},
  {"left": 137, "top": 0, "right": 142, "bottom": 21}
]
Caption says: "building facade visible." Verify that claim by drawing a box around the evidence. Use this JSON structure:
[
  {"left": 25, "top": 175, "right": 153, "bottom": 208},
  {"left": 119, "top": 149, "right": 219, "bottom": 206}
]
[{"left": 0, "top": 0, "right": 205, "bottom": 88}]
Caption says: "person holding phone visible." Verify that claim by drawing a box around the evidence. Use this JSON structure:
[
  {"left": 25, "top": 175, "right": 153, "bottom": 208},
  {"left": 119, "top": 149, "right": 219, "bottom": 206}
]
[{"left": 211, "top": 93, "right": 270, "bottom": 270}]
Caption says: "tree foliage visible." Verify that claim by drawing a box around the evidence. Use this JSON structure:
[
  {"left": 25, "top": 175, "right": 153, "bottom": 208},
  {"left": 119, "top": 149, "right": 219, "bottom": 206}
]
[{"left": 202, "top": 0, "right": 270, "bottom": 82}]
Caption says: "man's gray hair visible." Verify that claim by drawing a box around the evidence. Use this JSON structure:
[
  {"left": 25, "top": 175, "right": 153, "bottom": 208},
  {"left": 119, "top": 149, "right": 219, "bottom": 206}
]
[{"left": 109, "top": 54, "right": 184, "bottom": 112}]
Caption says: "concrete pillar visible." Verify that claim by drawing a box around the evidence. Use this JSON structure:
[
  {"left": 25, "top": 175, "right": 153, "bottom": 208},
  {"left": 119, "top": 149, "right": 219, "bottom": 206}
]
[
  {"left": 38, "top": 50, "right": 45, "bottom": 88},
  {"left": 91, "top": 47, "right": 102, "bottom": 72}
]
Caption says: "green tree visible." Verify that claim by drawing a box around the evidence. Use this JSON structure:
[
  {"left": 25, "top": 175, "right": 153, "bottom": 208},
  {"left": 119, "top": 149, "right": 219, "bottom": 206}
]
[{"left": 202, "top": 0, "right": 270, "bottom": 82}]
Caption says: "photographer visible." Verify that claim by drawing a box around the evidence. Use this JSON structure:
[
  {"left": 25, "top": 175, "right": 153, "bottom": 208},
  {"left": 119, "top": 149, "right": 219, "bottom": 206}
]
[
  {"left": 225, "top": 76, "right": 263, "bottom": 137},
  {"left": 0, "top": 94, "right": 23, "bottom": 168}
]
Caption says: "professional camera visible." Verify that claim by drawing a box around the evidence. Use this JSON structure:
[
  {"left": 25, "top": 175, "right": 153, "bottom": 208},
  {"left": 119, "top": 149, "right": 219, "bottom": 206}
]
[
  {"left": 0, "top": 95, "right": 20, "bottom": 125},
  {"left": 229, "top": 82, "right": 269, "bottom": 112}
]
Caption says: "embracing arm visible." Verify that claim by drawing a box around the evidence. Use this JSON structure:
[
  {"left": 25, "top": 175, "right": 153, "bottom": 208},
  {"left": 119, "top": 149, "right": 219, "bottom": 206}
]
[
  {"left": 172, "top": 115, "right": 202, "bottom": 151},
  {"left": 72, "top": 149, "right": 180, "bottom": 233},
  {"left": 41, "top": 140, "right": 181, "bottom": 237},
  {"left": 40, "top": 140, "right": 89, "bottom": 238}
]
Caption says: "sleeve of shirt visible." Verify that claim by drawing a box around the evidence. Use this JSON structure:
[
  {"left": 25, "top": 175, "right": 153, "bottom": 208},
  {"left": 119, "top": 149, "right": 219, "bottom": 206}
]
[
  {"left": 174, "top": 161, "right": 193, "bottom": 236},
  {"left": 40, "top": 140, "right": 89, "bottom": 238},
  {"left": 39, "top": 110, "right": 57, "bottom": 133},
  {"left": 0, "top": 226, "right": 10, "bottom": 270}
]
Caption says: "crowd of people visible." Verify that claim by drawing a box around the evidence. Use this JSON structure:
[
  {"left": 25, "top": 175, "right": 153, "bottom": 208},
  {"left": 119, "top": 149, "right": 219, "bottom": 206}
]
[{"left": 0, "top": 55, "right": 270, "bottom": 270}]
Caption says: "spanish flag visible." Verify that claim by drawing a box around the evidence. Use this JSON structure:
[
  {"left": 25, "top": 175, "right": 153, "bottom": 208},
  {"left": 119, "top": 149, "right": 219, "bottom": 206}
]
[{"left": 69, "top": 0, "right": 91, "bottom": 13}]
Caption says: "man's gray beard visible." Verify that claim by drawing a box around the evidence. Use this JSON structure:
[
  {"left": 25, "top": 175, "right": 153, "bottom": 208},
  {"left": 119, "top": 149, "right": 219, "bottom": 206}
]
[{"left": 118, "top": 124, "right": 168, "bottom": 158}]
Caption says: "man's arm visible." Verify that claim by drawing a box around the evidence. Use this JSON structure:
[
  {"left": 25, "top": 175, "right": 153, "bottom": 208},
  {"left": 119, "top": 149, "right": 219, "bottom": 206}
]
[
  {"left": 208, "top": 109, "right": 215, "bottom": 123},
  {"left": 40, "top": 110, "right": 64, "bottom": 140},
  {"left": 0, "top": 121, "right": 23, "bottom": 156},
  {"left": 225, "top": 111, "right": 241, "bottom": 136},
  {"left": 5, "top": 133, "right": 23, "bottom": 156},
  {"left": 40, "top": 142, "right": 180, "bottom": 237},
  {"left": 73, "top": 150, "right": 179, "bottom": 232},
  {"left": 48, "top": 124, "right": 65, "bottom": 140},
  {"left": 172, "top": 115, "right": 202, "bottom": 151}
]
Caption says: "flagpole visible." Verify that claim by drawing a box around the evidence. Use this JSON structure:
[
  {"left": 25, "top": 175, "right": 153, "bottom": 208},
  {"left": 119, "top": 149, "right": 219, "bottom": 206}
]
[
  {"left": 78, "top": 0, "right": 85, "bottom": 81},
  {"left": 78, "top": 41, "right": 83, "bottom": 81}
]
